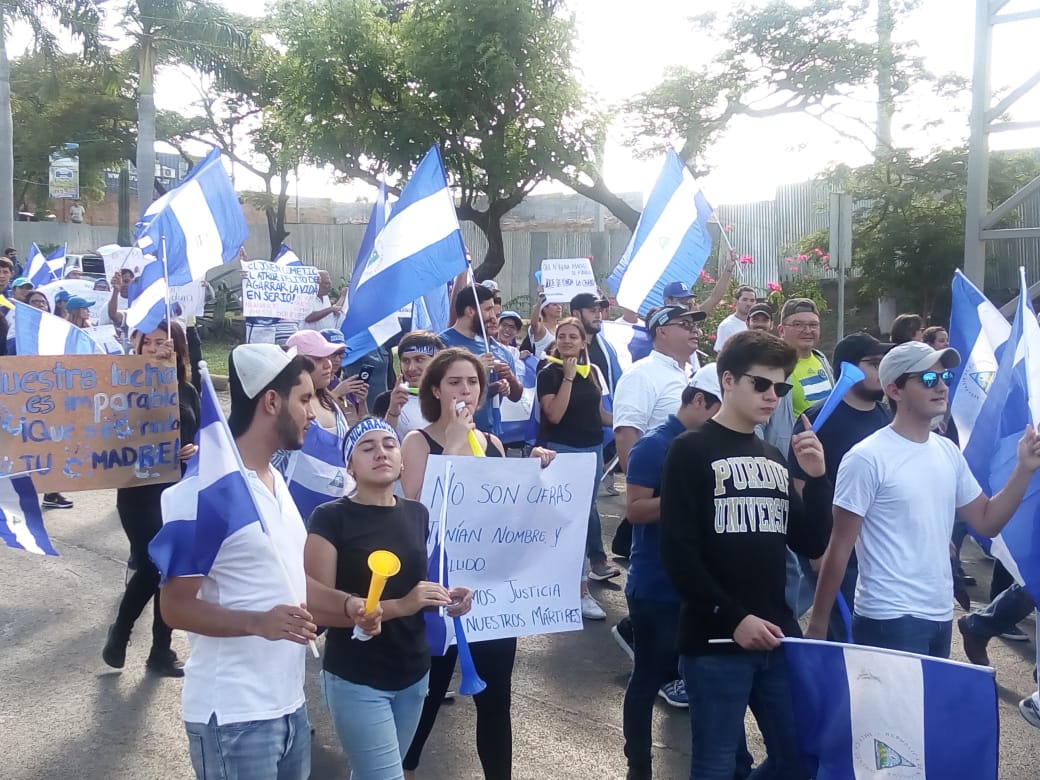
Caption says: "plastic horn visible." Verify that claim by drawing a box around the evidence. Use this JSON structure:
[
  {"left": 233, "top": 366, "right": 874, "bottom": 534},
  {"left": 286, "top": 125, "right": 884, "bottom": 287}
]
[
  {"left": 455, "top": 400, "right": 485, "bottom": 457},
  {"left": 364, "top": 550, "right": 401, "bottom": 614},
  {"left": 452, "top": 616, "right": 487, "bottom": 695},
  {"left": 811, "top": 362, "right": 866, "bottom": 433}
]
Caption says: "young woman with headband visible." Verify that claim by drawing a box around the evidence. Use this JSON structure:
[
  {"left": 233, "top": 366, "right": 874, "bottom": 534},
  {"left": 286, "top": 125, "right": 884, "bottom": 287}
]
[
  {"left": 399, "top": 348, "right": 555, "bottom": 780},
  {"left": 306, "top": 417, "right": 472, "bottom": 779}
]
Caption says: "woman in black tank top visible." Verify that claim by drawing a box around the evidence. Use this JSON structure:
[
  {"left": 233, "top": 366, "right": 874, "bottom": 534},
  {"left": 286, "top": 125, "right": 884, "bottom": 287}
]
[{"left": 399, "top": 348, "right": 555, "bottom": 780}]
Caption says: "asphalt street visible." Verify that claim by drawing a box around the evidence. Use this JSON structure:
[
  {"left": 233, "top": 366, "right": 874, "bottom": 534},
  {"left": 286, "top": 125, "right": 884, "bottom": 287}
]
[{"left": 2, "top": 484, "right": 1039, "bottom": 779}]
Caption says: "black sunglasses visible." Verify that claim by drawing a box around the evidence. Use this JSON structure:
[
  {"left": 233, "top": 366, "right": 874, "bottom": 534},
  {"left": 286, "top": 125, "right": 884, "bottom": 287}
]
[
  {"left": 741, "top": 373, "right": 794, "bottom": 397},
  {"left": 904, "top": 369, "right": 954, "bottom": 389}
]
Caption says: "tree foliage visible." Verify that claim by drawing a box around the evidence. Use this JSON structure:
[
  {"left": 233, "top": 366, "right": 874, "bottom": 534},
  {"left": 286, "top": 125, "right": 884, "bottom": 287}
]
[{"left": 272, "top": 0, "right": 592, "bottom": 279}]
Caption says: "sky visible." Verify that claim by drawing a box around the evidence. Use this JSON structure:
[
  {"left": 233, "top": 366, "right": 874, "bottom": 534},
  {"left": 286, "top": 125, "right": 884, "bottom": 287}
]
[{"left": 10, "top": 0, "right": 1040, "bottom": 207}]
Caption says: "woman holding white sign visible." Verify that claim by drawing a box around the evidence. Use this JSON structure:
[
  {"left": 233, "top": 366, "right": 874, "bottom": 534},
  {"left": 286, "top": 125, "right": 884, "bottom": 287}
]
[
  {"left": 537, "top": 317, "right": 618, "bottom": 621},
  {"left": 305, "top": 417, "right": 473, "bottom": 780},
  {"left": 400, "top": 348, "right": 555, "bottom": 780}
]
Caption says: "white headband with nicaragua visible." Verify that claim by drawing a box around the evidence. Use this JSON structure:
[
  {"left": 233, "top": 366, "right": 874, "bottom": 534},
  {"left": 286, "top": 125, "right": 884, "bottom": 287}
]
[{"left": 343, "top": 417, "right": 399, "bottom": 464}]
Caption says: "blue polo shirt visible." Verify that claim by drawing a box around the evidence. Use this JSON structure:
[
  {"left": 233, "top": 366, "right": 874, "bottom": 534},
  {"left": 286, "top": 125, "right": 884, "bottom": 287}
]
[
  {"left": 438, "top": 327, "right": 518, "bottom": 436},
  {"left": 625, "top": 414, "right": 686, "bottom": 603}
]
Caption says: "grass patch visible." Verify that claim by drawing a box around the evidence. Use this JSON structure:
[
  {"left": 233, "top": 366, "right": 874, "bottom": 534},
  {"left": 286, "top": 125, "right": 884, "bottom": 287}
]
[{"left": 199, "top": 335, "right": 240, "bottom": 376}]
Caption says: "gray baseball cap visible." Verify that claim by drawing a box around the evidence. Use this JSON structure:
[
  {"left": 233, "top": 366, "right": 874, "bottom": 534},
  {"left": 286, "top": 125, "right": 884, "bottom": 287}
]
[{"left": 878, "top": 341, "right": 960, "bottom": 389}]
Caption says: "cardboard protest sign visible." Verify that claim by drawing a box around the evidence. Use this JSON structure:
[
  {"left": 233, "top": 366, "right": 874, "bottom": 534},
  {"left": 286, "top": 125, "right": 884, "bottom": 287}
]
[
  {"left": 242, "top": 261, "right": 318, "bottom": 321},
  {"left": 0, "top": 355, "right": 182, "bottom": 492},
  {"left": 420, "top": 453, "right": 594, "bottom": 642},
  {"left": 540, "top": 258, "right": 598, "bottom": 304}
]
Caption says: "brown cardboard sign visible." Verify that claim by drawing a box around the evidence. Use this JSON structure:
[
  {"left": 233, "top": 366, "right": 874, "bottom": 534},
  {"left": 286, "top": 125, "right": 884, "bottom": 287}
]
[{"left": 0, "top": 355, "right": 182, "bottom": 492}]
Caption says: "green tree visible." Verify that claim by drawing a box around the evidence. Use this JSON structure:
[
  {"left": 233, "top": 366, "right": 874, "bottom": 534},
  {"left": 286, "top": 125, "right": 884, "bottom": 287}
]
[
  {"left": 9, "top": 51, "right": 135, "bottom": 209},
  {"left": 0, "top": 0, "right": 101, "bottom": 248},
  {"left": 273, "top": 0, "right": 592, "bottom": 279},
  {"left": 120, "top": 0, "right": 251, "bottom": 215}
]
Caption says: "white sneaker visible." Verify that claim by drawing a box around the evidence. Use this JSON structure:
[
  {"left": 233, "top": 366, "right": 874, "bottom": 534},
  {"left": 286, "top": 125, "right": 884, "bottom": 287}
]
[{"left": 581, "top": 593, "right": 606, "bottom": 620}]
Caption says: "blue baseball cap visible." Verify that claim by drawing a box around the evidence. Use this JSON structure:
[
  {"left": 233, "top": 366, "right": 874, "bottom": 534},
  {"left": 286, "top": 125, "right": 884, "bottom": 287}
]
[
  {"left": 11, "top": 277, "right": 32, "bottom": 288},
  {"left": 66, "top": 295, "right": 94, "bottom": 311},
  {"left": 662, "top": 281, "right": 694, "bottom": 299},
  {"left": 55, "top": 290, "right": 71, "bottom": 303},
  {"left": 320, "top": 328, "right": 346, "bottom": 346}
]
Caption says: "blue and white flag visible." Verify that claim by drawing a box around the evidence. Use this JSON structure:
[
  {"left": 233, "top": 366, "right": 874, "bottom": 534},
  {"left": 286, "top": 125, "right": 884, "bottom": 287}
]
[
  {"left": 0, "top": 476, "right": 57, "bottom": 556},
  {"left": 962, "top": 267, "right": 1040, "bottom": 602},
  {"left": 25, "top": 243, "right": 65, "bottom": 287},
  {"left": 277, "top": 422, "right": 348, "bottom": 523},
  {"left": 607, "top": 149, "right": 715, "bottom": 316},
  {"left": 274, "top": 244, "right": 303, "bottom": 267},
  {"left": 125, "top": 252, "right": 169, "bottom": 334},
  {"left": 784, "top": 638, "right": 997, "bottom": 780},
  {"left": 499, "top": 354, "right": 539, "bottom": 445},
  {"left": 411, "top": 283, "right": 451, "bottom": 335},
  {"left": 11, "top": 300, "right": 103, "bottom": 356},
  {"left": 135, "top": 147, "right": 247, "bottom": 287},
  {"left": 948, "top": 269, "right": 1011, "bottom": 443},
  {"left": 149, "top": 368, "right": 262, "bottom": 581},
  {"left": 340, "top": 146, "right": 469, "bottom": 353}
]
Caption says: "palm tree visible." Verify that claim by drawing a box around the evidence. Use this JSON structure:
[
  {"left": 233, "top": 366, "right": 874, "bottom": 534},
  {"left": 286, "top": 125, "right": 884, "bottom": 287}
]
[
  {"left": 0, "top": 0, "right": 100, "bottom": 250},
  {"left": 121, "top": 0, "right": 250, "bottom": 215}
]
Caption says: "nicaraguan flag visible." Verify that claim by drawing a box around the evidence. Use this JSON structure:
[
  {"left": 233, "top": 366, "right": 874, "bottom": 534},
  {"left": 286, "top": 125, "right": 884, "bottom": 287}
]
[
  {"left": 599, "top": 320, "right": 642, "bottom": 374},
  {"left": 340, "top": 146, "right": 468, "bottom": 352},
  {"left": 149, "top": 367, "right": 263, "bottom": 582},
  {"left": 0, "top": 476, "right": 57, "bottom": 556},
  {"left": 274, "top": 244, "right": 303, "bottom": 267},
  {"left": 135, "top": 147, "right": 247, "bottom": 287},
  {"left": 25, "top": 243, "right": 65, "bottom": 287},
  {"left": 607, "top": 149, "right": 715, "bottom": 316},
  {"left": 125, "top": 253, "right": 169, "bottom": 334},
  {"left": 277, "top": 422, "right": 348, "bottom": 523},
  {"left": 499, "top": 354, "right": 540, "bottom": 444},
  {"left": 12, "top": 300, "right": 103, "bottom": 355},
  {"left": 948, "top": 270, "right": 1011, "bottom": 443},
  {"left": 411, "top": 283, "right": 452, "bottom": 335},
  {"left": 784, "top": 638, "right": 997, "bottom": 779},
  {"left": 962, "top": 267, "right": 1040, "bottom": 602}
]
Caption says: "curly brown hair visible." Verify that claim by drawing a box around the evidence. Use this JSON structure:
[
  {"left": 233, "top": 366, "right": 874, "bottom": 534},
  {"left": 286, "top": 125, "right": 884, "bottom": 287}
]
[{"left": 418, "top": 348, "right": 488, "bottom": 422}]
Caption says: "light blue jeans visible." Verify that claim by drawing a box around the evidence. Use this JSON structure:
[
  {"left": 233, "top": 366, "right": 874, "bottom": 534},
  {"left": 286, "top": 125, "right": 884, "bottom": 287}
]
[
  {"left": 321, "top": 669, "right": 430, "bottom": 780},
  {"left": 184, "top": 704, "right": 310, "bottom": 780}
]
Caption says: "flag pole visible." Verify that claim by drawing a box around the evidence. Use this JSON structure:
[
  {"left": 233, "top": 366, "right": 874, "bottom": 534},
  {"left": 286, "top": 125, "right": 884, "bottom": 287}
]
[
  {"left": 438, "top": 459, "right": 450, "bottom": 617},
  {"left": 199, "top": 362, "right": 320, "bottom": 659},
  {"left": 160, "top": 235, "right": 172, "bottom": 339},
  {"left": 466, "top": 261, "right": 491, "bottom": 353},
  {"left": 711, "top": 215, "right": 742, "bottom": 283}
]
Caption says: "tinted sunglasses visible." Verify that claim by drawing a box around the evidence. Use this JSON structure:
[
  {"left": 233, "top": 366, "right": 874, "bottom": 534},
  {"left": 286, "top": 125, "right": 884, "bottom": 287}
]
[
  {"left": 908, "top": 369, "right": 955, "bottom": 389},
  {"left": 742, "top": 373, "right": 793, "bottom": 397}
]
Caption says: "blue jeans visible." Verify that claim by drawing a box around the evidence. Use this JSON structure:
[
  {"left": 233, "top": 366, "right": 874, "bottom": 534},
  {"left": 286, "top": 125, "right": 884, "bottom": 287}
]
[
  {"left": 321, "top": 670, "right": 429, "bottom": 780},
  {"left": 546, "top": 441, "right": 606, "bottom": 564},
  {"left": 623, "top": 597, "right": 680, "bottom": 770},
  {"left": 964, "top": 585, "right": 1036, "bottom": 639},
  {"left": 681, "top": 651, "right": 802, "bottom": 780},
  {"left": 852, "top": 614, "right": 952, "bottom": 658},
  {"left": 184, "top": 705, "right": 310, "bottom": 780}
]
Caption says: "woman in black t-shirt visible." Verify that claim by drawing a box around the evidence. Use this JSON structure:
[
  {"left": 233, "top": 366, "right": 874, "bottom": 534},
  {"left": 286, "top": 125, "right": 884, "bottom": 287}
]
[
  {"left": 537, "top": 317, "right": 617, "bottom": 611},
  {"left": 399, "top": 348, "right": 555, "bottom": 780},
  {"left": 101, "top": 322, "right": 200, "bottom": 677},
  {"left": 306, "top": 417, "right": 473, "bottom": 780}
]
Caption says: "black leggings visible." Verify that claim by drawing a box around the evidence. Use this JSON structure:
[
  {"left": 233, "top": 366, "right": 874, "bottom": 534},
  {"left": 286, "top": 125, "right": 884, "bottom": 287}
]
[
  {"left": 114, "top": 489, "right": 172, "bottom": 654},
  {"left": 403, "top": 636, "right": 517, "bottom": 779}
]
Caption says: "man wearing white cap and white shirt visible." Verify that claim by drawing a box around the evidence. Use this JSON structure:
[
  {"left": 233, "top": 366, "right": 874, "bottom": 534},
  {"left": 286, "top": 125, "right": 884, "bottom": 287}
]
[
  {"left": 808, "top": 340, "right": 1040, "bottom": 658},
  {"left": 158, "top": 344, "right": 377, "bottom": 779}
]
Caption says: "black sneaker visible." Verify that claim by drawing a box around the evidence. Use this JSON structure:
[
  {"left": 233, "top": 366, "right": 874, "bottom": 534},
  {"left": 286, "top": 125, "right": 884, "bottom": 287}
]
[
  {"left": 102, "top": 623, "right": 130, "bottom": 669},
  {"left": 42, "top": 493, "right": 73, "bottom": 509},
  {"left": 146, "top": 650, "right": 185, "bottom": 678}
]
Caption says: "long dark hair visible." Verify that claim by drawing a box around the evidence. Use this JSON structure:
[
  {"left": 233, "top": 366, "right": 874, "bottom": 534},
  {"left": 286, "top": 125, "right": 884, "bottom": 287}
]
[
  {"left": 547, "top": 317, "right": 601, "bottom": 393},
  {"left": 133, "top": 321, "right": 192, "bottom": 386}
]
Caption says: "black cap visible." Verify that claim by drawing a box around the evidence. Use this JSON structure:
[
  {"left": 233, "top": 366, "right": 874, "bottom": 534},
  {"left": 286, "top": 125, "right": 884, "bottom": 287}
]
[
  {"left": 748, "top": 303, "right": 773, "bottom": 319},
  {"left": 833, "top": 332, "right": 894, "bottom": 378},
  {"left": 570, "top": 292, "right": 608, "bottom": 311},
  {"left": 647, "top": 304, "right": 706, "bottom": 336}
]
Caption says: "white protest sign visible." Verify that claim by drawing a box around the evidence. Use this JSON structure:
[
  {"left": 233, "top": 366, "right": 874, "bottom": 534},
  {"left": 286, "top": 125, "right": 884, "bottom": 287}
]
[
  {"left": 97, "top": 244, "right": 147, "bottom": 280},
  {"left": 242, "top": 260, "right": 319, "bottom": 321},
  {"left": 420, "top": 453, "right": 594, "bottom": 643},
  {"left": 169, "top": 281, "right": 207, "bottom": 321},
  {"left": 83, "top": 324, "right": 125, "bottom": 354},
  {"left": 38, "top": 278, "right": 113, "bottom": 326},
  {"left": 540, "top": 258, "right": 598, "bottom": 304}
]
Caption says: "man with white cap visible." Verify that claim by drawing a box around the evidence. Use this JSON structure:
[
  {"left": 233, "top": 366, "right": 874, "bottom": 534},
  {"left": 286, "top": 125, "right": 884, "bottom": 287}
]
[
  {"left": 808, "top": 341, "right": 1040, "bottom": 657},
  {"left": 158, "top": 344, "right": 374, "bottom": 779}
]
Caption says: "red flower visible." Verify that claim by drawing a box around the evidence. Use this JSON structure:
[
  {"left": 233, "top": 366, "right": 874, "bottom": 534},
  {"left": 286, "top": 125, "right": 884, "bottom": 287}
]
[
  {"left": 797, "top": 254, "right": 808, "bottom": 261},
  {"left": 821, "top": 253, "right": 830, "bottom": 262},
  {"left": 790, "top": 265, "right": 799, "bottom": 272},
  {"left": 740, "top": 254, "right": 754, "bottom": 265},
  {"left": 785, "top": 256, "right": 793, "bottom": 264},
  {"left": 767, "top": 281, "right": 782, "bottom": 292},
  {"left": 708, "top": 332, "right": 717, "bottom": 341},
  {"left": 728, "top": 304, "right": 736, "bottom": 312},
  {"left": 699, "top": 270, "right": 715, "bottom": 283},
  {"left": 814, "top": 248, "right": 824, "bottom": 256}
]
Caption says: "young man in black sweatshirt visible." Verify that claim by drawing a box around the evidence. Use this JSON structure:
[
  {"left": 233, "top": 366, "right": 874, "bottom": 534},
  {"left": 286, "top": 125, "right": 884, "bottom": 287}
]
[{"left": 660, "top": 329, "right": 832, "bottom": 780}]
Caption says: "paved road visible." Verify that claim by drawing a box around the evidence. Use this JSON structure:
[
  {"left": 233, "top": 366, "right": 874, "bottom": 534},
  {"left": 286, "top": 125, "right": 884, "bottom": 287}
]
[{"left": 2, "top": 486, "right": 1038, "bottom": 779}]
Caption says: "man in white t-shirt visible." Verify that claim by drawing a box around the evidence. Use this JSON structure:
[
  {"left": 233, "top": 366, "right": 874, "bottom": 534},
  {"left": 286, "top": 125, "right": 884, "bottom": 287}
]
[
  {"left": 713, "top": 284, "right": 756, "bottom": 353},
  {"left": 303, "top": 269, "right": 345, "bottom": 331},
  {"left": 808, "top": 341, "right": 1040, "bottom": 657},
  {"left": 158, "top": 344, "right": 376, "bottom": 779}
]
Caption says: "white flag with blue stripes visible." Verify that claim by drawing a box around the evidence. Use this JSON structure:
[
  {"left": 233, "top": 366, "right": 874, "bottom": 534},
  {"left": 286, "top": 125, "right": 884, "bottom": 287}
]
[
  {"left": 274, "top": 244, "right": 303, "bottom": 267},
  {"left": 607, "top": 149, "right": 715, "bottom": 316},
  {"left": 124, "top": 253, "right": 168, "bottom": 334},
  {"left": 135, "top": 147, "right": 247, "bottom": 287},
  {"left": 0, "top": 476, "right": 57, "bottom": 556},
  {"left": 340, "top": 146, "right": 468, "bottom": 351},
  {"left": 785, "top": 638, "right": 997, "bottom": 779},
  {"left": 25, "top": 243, "right": 65, "bottom": 287},
  {"left": 12, "top": 300, "right": 103, "bottom": 355}
]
